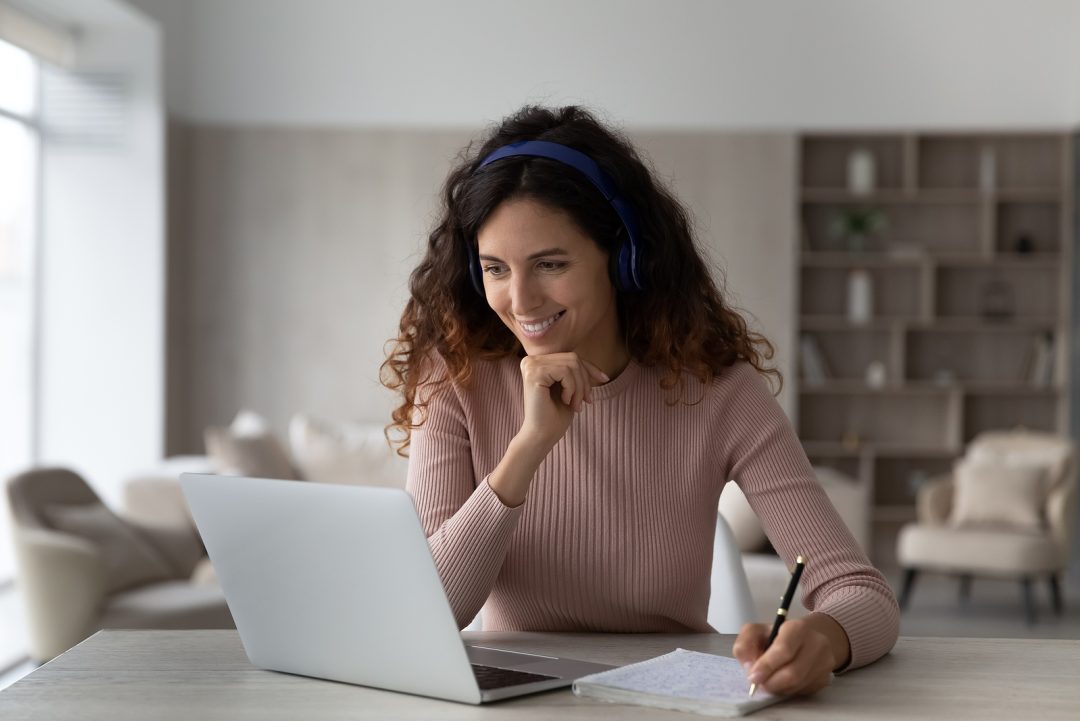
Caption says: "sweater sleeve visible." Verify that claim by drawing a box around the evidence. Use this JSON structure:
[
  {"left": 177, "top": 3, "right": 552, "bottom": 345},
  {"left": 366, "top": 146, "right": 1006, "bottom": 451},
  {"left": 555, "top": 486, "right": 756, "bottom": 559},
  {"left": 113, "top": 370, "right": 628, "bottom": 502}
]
[
  {"left": 714, "top": 363, "right": 899, "bottom": 670},
  {"left": 406, "top": 373, "right": 524, "bottom": 628}
]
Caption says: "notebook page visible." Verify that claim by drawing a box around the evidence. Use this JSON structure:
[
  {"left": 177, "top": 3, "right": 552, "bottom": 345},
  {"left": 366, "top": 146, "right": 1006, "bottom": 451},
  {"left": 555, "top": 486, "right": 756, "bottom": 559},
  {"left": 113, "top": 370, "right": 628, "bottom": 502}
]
[{"left": 573, "top": 648, "right": 780, "bottom": 716}]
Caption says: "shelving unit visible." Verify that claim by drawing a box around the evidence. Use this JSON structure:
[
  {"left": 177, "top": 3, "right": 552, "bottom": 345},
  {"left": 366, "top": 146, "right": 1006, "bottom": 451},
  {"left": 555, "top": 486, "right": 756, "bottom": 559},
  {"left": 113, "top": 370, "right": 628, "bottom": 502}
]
[{"left": 796, "top": 132, "right": 1073, "bottom": 568}]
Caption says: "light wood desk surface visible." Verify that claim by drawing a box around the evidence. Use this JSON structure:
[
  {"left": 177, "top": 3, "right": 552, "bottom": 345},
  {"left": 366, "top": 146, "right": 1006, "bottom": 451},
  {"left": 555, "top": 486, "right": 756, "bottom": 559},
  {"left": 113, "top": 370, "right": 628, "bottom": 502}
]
[{"left": 0, "top": 630, "right": 1077, "bottom": 720}]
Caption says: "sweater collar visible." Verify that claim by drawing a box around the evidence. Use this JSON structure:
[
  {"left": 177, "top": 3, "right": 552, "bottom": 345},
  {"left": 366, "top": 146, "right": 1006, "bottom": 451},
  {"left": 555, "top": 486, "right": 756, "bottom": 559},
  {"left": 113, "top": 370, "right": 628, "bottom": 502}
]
[{"left": 589, "top": 358, "right": 641, "bottom": 400}]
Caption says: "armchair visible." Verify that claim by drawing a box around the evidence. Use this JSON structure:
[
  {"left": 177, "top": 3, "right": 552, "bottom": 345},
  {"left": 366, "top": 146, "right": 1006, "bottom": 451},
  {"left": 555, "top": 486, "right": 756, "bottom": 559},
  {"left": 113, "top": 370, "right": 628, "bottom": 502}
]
[
  {"left": 6, "top": 467, "right": 233, "bottom": 662},
  {"left": 896, "top": 430, "right": 1076, "bottom": 624}
]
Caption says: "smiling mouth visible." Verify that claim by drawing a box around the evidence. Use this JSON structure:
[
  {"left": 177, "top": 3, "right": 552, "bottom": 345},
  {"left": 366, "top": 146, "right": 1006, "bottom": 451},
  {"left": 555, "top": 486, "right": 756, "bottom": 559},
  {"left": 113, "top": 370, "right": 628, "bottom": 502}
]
[{"left": 518, "top": 310, "right": 566, "bottom": 337}]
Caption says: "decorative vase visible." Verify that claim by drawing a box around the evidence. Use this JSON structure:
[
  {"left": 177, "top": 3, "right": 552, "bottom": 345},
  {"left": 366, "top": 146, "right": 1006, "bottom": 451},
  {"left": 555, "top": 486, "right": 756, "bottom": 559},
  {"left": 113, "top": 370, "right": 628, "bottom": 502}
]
[
  {"left": 847, "top": 149, "right": 876, "bottom": 196},
  {"left": 846, "top": 269, "right": 874, "bottom": 325}
]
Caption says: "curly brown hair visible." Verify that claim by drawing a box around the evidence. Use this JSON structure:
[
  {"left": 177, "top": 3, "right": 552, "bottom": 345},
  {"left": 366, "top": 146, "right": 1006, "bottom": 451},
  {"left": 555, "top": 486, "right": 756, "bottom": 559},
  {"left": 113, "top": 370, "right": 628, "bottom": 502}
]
[{"left": 381, "top": 105, "right": 780, "bottom": 455}]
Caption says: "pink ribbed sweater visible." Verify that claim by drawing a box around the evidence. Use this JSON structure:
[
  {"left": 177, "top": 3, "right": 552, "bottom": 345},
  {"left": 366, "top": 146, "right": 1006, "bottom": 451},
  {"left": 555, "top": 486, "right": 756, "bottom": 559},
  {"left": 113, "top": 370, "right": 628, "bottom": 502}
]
[{"left": 407, "top": 356, "right": 899, "bottom": 669}]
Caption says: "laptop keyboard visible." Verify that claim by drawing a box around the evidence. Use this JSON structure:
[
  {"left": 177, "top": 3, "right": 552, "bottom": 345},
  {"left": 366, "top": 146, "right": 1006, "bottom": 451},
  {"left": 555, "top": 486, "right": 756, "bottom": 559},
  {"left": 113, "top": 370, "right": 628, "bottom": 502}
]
[{"left": 471, "top": 663, "right": 559, "bottom": 690}]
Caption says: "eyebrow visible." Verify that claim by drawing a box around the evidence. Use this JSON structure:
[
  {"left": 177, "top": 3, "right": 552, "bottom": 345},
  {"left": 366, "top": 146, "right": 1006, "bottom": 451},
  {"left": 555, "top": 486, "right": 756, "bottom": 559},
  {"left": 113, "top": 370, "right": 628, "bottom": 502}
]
[{"left": 478, "top": 247, "right": 569, "bottom": 262}]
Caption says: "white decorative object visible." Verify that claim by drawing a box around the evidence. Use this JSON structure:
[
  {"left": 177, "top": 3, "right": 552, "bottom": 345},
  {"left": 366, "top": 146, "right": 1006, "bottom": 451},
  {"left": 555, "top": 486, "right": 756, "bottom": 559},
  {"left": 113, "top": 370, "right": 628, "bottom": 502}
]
[
  {"left": 1027, "top": 333, "right": 1055, "bottom": 387},
  {"left": 978, "top": 145, "right": 997, "bottom": 193},
  {"left": 799, "top": 335, "right": 829, "bottom": 386},
  {"left": 847, "top": 148, "right": 876, "bottom": 195},
  {"left": 846, "top": 268, "right": 874, "bottom": 324},
  {"left": 865, "top": 360, "right": 887, "bottom": 389}
]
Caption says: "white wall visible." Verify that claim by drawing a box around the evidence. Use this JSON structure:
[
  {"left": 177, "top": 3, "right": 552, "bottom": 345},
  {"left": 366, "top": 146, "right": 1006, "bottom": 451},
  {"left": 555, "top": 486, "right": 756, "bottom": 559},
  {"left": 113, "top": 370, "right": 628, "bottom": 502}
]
[
  {"left": 129, "top": 0, "right": 1080, "bottom": 129},
  {"left": 35, "top": 0, "right": 164, "bottom": 505}
]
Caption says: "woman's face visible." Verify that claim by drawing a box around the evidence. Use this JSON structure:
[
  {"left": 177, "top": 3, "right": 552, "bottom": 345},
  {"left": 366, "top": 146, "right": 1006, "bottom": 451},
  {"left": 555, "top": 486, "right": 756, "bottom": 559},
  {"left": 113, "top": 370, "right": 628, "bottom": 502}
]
[{"left": 476, "top": 197, "right": 621, "bottom": 362}]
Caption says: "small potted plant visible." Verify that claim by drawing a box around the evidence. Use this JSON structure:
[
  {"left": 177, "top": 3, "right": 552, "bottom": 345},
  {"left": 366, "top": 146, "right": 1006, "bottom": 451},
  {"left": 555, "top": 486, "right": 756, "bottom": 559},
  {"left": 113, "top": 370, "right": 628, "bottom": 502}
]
[{"left": 829, "top": 206, "right": 888, "bottom": 253}]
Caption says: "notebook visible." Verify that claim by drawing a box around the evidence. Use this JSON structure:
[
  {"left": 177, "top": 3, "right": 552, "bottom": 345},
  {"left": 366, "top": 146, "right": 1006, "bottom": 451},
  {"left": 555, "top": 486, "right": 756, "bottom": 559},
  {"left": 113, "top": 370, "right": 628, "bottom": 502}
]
[{"left": 572, "top": 649, "right": 784, "bottom": 717}]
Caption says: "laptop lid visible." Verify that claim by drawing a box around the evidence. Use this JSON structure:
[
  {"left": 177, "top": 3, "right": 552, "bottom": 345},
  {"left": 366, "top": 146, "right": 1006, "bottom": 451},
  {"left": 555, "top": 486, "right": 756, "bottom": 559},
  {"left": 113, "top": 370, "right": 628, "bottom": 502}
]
[{"left": 180, "top": 473, "right": 484, "bottom": 704}]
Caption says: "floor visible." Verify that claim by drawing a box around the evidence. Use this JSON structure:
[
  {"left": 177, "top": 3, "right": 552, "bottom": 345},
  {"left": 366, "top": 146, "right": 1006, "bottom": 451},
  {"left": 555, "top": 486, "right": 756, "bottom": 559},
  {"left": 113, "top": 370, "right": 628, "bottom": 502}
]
[{"left": 889, "top": 569, "right": 1080, "bottom": 639}]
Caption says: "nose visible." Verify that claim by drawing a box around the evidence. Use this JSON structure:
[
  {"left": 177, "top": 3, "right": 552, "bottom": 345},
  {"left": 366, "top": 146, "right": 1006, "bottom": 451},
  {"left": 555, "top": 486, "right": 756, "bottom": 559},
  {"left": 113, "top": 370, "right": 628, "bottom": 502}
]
[{"left": 509, "top": 270, "right": 543, "bottom": 315}]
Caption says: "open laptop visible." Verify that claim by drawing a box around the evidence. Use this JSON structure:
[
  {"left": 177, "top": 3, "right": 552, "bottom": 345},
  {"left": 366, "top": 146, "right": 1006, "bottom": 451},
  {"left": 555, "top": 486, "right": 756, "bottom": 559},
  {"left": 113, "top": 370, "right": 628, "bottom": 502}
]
[{"left": 179, "top": 473, "right": 614, "bottom": 704}]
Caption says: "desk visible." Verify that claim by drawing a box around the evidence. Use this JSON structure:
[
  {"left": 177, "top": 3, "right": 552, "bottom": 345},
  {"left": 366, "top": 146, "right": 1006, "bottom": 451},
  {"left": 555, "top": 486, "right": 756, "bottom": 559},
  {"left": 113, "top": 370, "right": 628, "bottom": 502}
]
[{"left": 0, "top": 630, "right": 1077, "bottom": 720}]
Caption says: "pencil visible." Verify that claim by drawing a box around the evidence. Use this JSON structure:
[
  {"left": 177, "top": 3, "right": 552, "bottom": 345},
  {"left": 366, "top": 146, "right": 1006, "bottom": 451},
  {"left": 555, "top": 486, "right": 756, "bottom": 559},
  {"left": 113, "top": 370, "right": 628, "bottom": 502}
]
[{"left": 748, "top": 555, "right": 806, "bottom": 698}]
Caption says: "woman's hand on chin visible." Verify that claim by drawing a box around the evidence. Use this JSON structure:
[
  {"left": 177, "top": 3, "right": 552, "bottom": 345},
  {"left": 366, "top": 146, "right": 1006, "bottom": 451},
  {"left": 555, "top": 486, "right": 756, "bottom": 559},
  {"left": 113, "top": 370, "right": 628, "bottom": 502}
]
[{"left": 517, "top": 352, "right": 609, "bottom": 450}]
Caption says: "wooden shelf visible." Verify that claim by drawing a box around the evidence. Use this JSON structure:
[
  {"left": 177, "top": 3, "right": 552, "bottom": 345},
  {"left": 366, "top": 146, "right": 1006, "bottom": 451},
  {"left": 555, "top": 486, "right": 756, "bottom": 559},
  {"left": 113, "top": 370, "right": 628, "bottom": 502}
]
[
  {"left": 800, "top": 315, "right": 1059, "bottom": 331},
  {"left": 799, "top": 381, "right": 1060, "bottom": 396},
  {"left": 802, "top": 441, "right": 960, "bottom": 458},
  {"left": 800, "top": 251, "right": 1061, "bottom": 268},
  {"left": 800, "top": 189, "right": 983, "bottom": 204},
  {"left": 796, "top": 130, "right": 1072, "bottom": 566},
  {"left": 800, "top": 188, "right": 1061, "bottom": 203}
]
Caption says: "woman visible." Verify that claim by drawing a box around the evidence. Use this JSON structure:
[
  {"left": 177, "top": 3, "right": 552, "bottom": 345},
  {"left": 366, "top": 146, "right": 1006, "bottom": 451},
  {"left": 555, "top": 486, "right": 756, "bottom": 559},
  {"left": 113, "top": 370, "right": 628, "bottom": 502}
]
[{"left": 382, "top": 105, "right": 898, "bottom": 696}]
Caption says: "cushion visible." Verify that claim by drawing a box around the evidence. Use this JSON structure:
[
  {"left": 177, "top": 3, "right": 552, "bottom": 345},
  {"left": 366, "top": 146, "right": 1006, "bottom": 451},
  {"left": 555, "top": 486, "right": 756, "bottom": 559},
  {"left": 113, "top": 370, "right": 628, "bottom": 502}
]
[
  {"left": 42, "top": 503, "right": 176, "bottom": 593},
  {"left": 897, "top": 523, "right": 1061, "bottom": 575},
  {"left": 129, "top": 520, "right": 206, "bottom": 579},
  {"left": 949, "top": 459, "right": 1049, "bottom": 531},
  {"left": 288, "top": 414, "right": 408, "bottom": 488},
  {"left": 967, "top": 432, "right": 1073, "bottom": 490},
  {"left": 205, "top": 410, "right": 297, "bottom": 480}
]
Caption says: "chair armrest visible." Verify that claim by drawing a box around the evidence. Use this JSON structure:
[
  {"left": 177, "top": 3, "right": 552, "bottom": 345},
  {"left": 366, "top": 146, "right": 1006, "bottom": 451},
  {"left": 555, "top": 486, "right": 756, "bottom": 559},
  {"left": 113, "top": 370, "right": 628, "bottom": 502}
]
[
  {"left": 1046, "top": 476, "right": 1077, "bottom": 563},
  {"left": 13, "top": 527, "right": 107, "bottom": 661},
  {"left": 123, "top": 475, "right": 194, "bottom": 529},
  {"left": 916, "top": 475, "right": 954, "bottom": 525}
]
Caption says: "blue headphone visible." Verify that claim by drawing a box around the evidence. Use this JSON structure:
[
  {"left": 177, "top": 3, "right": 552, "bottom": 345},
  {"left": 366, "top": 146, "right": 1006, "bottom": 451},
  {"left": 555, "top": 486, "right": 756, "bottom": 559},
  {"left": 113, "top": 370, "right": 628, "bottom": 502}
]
[{"left": 467, "top": 140, "right": 645, "bottom": 295}]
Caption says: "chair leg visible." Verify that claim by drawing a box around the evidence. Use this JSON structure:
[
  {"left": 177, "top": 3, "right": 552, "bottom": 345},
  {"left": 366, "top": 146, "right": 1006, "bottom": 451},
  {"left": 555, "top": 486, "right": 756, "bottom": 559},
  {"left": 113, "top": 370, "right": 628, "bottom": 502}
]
[
  {"left": 1048, "top": 574, "right": 1064, "bottom": 615},
  {"left": 899, "top": 568, "right": 919, "bottom": 610},
  {"left": 1021, "top": 577, "right": 1037, "bottom": 626},
  {"left": 959, "top": 574, "right": 973, "bottom": 604}
]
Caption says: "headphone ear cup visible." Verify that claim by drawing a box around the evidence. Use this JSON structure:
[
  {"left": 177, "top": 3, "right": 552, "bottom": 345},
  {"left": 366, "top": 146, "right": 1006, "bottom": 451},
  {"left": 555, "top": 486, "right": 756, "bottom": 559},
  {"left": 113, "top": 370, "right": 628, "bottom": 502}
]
[{"left": 467, "top": 245, "right": 485, "bottom": 296}]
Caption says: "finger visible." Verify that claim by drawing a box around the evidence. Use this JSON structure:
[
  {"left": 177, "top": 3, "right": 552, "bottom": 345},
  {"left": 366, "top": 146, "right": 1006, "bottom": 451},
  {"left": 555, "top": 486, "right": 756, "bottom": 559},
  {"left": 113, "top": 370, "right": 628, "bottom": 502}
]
[
  {"left": 731, "top": 623, "right": 769, "bottom": 668},
  {"left": 581, "top": 358, "right": 611, "bottom": 385},
  {"left": 559, "top": 375, "right": 576, "bottom": 407},
  {"left": 573, "top": 361, "right": 590, "bottom": 408},
  {"left": 758, "top": 646, "right": 817, "bottom": 696},
  {"left": 747, "top": 632, "right": 802, "bottom": 689}
]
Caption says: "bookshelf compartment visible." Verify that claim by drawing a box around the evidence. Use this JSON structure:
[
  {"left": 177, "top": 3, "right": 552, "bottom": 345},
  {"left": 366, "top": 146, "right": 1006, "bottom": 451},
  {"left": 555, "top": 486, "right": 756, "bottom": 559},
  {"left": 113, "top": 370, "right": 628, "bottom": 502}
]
[
  {"left": 905, "top": 329, "right": 1048, "bottom": 384},
  {"left": 801, "top": 135, "right": 906, "bottom": 190},
  {"left": 934, "top": 266, "right": 1060, "bottom": 320},
  {"left": 992, "top": 135, "right": 1064, "bottom": 189},
  {"left": 917, "top": 136, "right": 983, "bottom": 190},
  {"left": 917, "top": 134, "right": 1064, "bottom": 190},
  {"left": 995, "top": 201, "right": 1061, "bottom": 254},
  {"left": 963, "top": 395, "right": 1060, "bottom": 442},
  {"left": 801, "top": 202, "right": 981, "bottom": 254},
  {"left": 873, "top": 457, "right": 955, "bottom": 507},
  {"left": 800, "top": 330, "right": 893, "bottom": 384},
  {"left": 798, "top": 393, "right": 951, "bottom": 448},
  {"left": 800, "top": 266, "right": 921, "bottom": 319}
]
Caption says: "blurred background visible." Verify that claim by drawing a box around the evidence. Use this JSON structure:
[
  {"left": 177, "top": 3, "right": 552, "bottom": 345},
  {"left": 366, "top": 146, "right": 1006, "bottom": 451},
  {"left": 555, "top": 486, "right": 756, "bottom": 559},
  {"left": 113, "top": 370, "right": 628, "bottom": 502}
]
[{"left": 2, "top": 0, "right": 1080, "bottom": 684}]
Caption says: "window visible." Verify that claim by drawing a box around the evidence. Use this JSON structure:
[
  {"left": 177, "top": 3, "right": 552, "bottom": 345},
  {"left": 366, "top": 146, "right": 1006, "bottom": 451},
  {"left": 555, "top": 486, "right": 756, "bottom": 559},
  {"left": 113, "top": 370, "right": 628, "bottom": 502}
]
[{"left": 0, "top": 38, "right": 40, "bottom": 582}]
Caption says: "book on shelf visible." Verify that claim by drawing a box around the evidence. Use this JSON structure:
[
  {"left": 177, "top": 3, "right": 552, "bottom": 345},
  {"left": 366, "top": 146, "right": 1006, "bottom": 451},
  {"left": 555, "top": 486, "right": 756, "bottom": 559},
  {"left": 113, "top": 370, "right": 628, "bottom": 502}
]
[
  {"left": 799, "top": 335, "right": 830, "bottom": 386},
  {"left": 1026, "top": 332, "right": 1055, "bottom": 387},
  {"left": 572, "top": 648, "right": 783, "bottom": 718}
]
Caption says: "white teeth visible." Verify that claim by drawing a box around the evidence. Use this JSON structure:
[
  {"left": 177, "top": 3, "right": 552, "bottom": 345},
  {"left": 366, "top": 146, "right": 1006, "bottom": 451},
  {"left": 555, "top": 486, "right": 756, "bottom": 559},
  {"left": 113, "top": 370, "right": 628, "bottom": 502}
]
[{"left": 520, "top": 312, "right": 562, "bottom": 333}]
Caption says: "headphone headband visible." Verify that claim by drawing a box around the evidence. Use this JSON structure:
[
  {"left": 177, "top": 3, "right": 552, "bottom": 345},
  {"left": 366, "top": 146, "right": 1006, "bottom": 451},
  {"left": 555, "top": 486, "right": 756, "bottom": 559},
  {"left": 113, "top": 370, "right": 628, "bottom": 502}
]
[{"left": 468, "top": 140, "right": 645, "bottom": 294}]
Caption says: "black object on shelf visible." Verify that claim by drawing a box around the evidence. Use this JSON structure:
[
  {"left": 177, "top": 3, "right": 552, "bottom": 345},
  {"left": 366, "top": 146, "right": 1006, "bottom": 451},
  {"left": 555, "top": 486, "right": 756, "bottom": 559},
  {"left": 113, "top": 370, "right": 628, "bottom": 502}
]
[{"left": 1015, "top": 232, "right": 1035, "bottom": 254}]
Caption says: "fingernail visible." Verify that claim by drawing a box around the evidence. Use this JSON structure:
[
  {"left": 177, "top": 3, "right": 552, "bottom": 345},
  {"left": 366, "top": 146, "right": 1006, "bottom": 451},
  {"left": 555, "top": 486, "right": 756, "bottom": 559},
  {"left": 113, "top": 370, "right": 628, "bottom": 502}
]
[
  {"left": 600, "top": 372, "right": 611, "bottom": 382},
  {"left": 741, "top": 662, "right": 752, "bottom": 674},
  {"left": 748, "top": 670, "right": 764, "bottom": 684}
]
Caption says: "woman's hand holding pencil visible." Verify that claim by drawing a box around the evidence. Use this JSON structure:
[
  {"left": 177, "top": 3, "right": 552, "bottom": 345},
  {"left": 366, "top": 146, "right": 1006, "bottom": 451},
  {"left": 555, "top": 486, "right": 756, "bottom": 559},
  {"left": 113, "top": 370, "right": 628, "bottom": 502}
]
[{"left": 732, "top": 556, "right": 852, "bottom": 697}]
